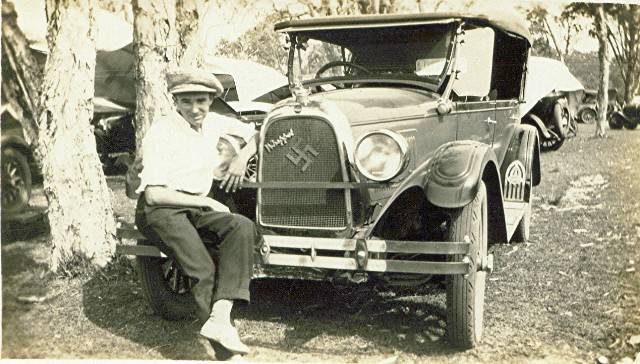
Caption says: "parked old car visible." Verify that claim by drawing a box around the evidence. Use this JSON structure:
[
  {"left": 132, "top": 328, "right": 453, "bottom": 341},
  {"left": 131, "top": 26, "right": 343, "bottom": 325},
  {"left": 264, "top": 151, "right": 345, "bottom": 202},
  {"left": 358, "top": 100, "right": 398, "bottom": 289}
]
[
  {"left": 1, "top": 104, "right": 37, "bottom": 214},
  {"left": 520, "top": 56, "right": 583, "bottom": 151},
  {"left": 577, "top": 89, "right": 598, "bottom": 124},
  {"left": 609, "top": 95, "right": 640, "bottom": 130},
  {"left": 578, "top": 88, "right": 622, "bottom": 126},
  {"left": 117, "top": 12, "right": 540, "bottom": 349},
  {"left": 93, "top": 56, "right": 290, "bottom": 171},
  {"left": 524, "top": 95, "right": 577, "bottom": 151}
]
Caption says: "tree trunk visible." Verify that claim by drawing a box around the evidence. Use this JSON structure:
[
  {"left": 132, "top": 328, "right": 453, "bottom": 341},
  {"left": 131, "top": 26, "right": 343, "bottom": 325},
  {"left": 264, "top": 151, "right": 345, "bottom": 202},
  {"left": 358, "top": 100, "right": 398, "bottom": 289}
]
[
  {"left": 622, "top": 18, "right": 639, "bottom": 103},
  {"left": 176, "top": 0, "right": 200, "bottom": 63},
  {"left": 177, "top": 0, "right": 211, "bottom": 67},
  {"left": 131, "top": 0, "right": 179, "bottom": 152},
  {"left": 543, "top": 17, "right": 564, "bottom": 63},
  {"left": 595, "top": 5, "right": 609, "bottom": 138},
  {"left": 1, "top": 1, "right": 42, "bottom": 148},
  {"left": 39, "top": 0, "right": 117, "bottom": 271}
]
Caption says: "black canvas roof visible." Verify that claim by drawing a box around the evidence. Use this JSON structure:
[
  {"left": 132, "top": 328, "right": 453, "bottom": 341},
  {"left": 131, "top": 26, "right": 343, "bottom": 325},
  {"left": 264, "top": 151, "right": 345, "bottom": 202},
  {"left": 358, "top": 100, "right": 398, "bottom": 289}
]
[{"left": 274, "top": 11, "right": 531, "bottom": 44}]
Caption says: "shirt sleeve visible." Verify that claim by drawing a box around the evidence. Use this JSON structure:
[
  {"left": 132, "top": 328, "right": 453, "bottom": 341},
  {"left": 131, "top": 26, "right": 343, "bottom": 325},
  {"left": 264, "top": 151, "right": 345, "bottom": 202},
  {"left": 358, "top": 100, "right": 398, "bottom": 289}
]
[
  {"left": 136, "top": 121, "right": 171, "bottom": 192},
  {"left": 220, "top": 115, "right": 257, "bottom": 143}
]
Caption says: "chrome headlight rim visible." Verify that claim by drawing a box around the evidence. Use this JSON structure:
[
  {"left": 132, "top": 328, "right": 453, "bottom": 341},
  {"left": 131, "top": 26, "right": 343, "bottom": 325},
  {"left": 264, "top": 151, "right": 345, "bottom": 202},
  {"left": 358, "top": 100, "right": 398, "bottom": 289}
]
[{"left": 354, "top": 129, "right": 409, "bottom": 182}]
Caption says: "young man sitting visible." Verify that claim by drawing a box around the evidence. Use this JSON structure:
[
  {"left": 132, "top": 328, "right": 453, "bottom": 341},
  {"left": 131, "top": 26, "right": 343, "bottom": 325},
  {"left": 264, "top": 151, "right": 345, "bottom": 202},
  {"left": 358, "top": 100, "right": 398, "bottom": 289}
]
[{"left": 134, "top": 67, "right": 258, "bottom": 356}]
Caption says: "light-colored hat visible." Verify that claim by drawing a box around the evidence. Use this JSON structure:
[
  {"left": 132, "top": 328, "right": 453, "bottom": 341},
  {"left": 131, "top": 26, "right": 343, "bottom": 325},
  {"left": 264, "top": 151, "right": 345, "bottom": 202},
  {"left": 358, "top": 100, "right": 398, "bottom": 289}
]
[{"left": 166, "top": 67, "right": 224, "bottom": 96}]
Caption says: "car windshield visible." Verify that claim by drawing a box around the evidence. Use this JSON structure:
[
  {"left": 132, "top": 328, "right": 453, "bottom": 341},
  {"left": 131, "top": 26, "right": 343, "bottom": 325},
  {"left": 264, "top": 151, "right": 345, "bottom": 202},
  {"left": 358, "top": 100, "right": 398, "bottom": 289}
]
[{"left": 289, "top": 23, "right": 455, "bottom": 91}]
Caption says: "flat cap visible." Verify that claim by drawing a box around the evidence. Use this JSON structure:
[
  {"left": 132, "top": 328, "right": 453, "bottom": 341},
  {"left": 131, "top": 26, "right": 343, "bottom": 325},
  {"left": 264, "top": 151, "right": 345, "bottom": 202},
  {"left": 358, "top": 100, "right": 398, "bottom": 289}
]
[{"left": 166, "top": 67, "right": 224, "bottom": 96}]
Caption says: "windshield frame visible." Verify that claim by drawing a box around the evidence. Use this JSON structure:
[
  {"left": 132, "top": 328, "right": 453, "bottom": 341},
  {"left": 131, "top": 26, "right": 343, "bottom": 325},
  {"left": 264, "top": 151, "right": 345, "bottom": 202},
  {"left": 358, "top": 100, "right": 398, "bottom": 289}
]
[{"left": 284, "top": 21, "right": 460, "bottom": 94}]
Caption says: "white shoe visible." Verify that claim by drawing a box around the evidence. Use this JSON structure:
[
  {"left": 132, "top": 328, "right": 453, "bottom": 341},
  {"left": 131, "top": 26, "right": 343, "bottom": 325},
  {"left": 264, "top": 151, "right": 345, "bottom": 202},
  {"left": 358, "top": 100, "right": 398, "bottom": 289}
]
[{"left": 200, "top": 320, "right": 249, "bottom": 355}]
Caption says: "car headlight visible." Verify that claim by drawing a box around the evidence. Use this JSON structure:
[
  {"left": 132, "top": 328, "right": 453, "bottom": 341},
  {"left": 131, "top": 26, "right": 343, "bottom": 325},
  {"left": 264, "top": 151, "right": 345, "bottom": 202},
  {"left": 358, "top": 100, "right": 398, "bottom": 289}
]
[{"left": 354, "top": 130, "right": 409, "bottom": 182}]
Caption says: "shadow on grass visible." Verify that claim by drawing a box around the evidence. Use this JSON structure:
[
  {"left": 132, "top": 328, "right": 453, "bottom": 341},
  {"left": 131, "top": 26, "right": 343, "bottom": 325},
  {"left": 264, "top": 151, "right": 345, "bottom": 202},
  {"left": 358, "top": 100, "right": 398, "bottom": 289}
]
[
  {"left": 81, "top": 257, "right": 213, "bottom": 361},
  {"left": 82, "top": 258, "right": 458, "bottom": 360},
  {"left": 1, "top": 208, "right": 49, "bottom": 244},
  {"left": 238, "top": 278, "right": 457, "bottom": 357}
]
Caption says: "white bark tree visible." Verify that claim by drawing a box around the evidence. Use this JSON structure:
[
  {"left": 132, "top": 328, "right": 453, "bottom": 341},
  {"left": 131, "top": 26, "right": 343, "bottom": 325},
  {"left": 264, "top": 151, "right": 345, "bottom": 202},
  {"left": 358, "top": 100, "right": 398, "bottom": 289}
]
[
  {"left": 131, "top": 0, "right": 180, "bottom": 151},
  {"left": 1, "top": 1, "right": 41, "bottom": 148},
  {"left": 38, "top": 0, "right": 117, "bottom": 271},
  {"left": 131, "top": 0, "right": 209, "bottom": 152},
  {"left": 594, "top": 5, "right": 609, "bottom": 138}
]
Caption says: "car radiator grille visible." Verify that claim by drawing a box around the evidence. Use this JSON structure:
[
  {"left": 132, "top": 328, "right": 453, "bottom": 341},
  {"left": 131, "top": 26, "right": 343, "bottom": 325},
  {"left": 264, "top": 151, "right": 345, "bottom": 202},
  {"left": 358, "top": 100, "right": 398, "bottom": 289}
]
[{"left": 259, "top": 117, "right": 347, "bottom": 229}]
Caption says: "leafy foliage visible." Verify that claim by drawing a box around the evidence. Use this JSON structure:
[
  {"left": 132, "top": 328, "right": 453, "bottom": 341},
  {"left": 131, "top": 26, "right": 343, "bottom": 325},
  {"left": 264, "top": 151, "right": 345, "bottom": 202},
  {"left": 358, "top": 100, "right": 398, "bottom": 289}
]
[
  {"left": 525, "top": 5, "right": 580, "bottom": 61},
  {"left": 566, "top": 3, "right": 640, "bottom": 102},
  {"left": 215, "top": 11, "right": 290, "bottom": 73},
  {"left": 214, "top": 0, "right": 406, "bottom": 72}
]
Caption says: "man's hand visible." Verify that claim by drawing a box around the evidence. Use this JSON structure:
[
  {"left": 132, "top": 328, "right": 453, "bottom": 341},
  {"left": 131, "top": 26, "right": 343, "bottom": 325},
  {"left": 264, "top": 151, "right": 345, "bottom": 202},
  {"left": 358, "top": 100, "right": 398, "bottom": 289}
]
[
  {"left": 203, "top": 197, "right": 230, "bottom": 213},
  {"left": 220, "top": 155, "right": 249, "bottom": 193}
]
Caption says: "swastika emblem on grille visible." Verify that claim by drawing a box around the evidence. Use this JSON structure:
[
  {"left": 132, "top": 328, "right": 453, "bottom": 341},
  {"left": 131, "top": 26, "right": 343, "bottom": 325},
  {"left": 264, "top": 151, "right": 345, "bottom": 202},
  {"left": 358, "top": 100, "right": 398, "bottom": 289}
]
[{"left": 286, "top": 145, "right": 319, "bottom": 172}]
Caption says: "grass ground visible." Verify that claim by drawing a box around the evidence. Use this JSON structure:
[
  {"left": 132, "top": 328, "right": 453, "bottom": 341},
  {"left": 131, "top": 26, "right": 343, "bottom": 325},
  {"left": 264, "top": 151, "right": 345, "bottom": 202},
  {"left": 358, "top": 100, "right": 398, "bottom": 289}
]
[{"left": 2, "top": 124, "right": 639, "bottom": 363}]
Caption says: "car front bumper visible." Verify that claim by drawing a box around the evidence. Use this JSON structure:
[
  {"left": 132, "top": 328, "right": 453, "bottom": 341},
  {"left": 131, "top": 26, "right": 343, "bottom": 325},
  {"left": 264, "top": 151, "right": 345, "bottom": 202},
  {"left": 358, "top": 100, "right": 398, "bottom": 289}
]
[{"left": 117, "top": 222, "right": 484, "bottom": 276}]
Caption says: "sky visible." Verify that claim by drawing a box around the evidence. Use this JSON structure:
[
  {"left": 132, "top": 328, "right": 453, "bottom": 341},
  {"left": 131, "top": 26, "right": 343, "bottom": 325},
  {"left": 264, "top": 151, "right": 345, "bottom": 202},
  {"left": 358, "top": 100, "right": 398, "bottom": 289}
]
[{"left": 13, "top": 0, "right": 602, "bottom": 54}]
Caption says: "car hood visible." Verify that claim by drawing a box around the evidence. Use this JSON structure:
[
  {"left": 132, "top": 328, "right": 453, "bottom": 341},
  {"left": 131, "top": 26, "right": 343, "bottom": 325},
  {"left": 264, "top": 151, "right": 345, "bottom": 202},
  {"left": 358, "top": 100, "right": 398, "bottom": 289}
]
[
  {"left": 202, "top": 56, "right": 288, "bottom": 104},
  {"left": 305, "top": 87, "right": 439, "bottom": 124},
  {"left": 521, "top": 56, "right": 584, "bottom": 117}
]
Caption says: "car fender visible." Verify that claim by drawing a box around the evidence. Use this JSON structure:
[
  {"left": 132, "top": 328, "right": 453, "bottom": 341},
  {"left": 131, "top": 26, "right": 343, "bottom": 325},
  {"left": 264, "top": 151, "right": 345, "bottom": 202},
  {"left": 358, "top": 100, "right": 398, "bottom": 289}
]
[
  {"left": 522, "top": 113, "right": 551, "bottom": 140},
  {"left": 501, "top": 124, "right": 541, "bottom": 188},
  {"left": 366, "top": 141, "right": 508, "bottom": 243},
  {"left": 422, "top": 141, "right": 501, "bottom": 208}
]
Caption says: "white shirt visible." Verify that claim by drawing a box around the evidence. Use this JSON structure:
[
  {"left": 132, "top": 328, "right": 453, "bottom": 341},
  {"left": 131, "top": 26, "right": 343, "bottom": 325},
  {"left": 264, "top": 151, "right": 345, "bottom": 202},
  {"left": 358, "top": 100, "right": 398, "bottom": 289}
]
[{"left": 136, "top": 111, "right": 256, "bottom": 196}]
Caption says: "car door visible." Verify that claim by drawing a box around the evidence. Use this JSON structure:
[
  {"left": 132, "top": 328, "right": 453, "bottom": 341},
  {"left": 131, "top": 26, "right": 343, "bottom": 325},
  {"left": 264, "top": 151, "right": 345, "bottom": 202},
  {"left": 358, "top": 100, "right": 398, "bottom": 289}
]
[{"left": 455, "top": 99, "right": 496, "bottom": 144}]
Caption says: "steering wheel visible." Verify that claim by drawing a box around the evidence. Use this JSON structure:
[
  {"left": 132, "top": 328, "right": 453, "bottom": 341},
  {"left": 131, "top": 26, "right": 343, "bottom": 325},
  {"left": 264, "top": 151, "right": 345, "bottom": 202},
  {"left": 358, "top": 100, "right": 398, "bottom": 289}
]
[{"left": 315, "top": 61, "right": 372, "bottom": 80}]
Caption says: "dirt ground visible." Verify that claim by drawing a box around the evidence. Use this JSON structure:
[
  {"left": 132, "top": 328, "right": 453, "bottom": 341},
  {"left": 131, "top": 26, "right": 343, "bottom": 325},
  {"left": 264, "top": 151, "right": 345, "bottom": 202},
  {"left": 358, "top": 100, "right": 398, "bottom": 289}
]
[{"left": 2, "top": 124, "right": 639, "bottom": 363}]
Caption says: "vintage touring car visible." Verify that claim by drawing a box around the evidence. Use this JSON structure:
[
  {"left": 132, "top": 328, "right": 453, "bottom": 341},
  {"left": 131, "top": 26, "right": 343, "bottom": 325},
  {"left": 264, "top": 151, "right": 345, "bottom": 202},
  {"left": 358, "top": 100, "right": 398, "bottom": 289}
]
[{"left": 117, "top": 12, "right": 540, "bottom": 349}]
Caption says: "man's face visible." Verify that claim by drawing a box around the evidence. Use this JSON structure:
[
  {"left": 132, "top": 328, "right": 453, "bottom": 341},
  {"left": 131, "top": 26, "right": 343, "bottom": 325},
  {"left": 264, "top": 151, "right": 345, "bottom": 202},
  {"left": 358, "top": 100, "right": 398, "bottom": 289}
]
[{"left": 174, "top": 92, "right": 214, "bottom": 129}]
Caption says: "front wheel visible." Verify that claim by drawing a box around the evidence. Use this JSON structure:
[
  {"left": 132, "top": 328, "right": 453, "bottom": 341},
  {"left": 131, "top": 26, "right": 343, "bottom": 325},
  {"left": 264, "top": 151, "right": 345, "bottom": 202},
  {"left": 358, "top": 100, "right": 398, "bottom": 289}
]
[
  {"left": 578, "top": 107, "right": 596, "bottom": 124},
  {"left": 137, "top": 241, "right": 196, "bottom": 320},
  {"left": 446, "top": 182, "right": 488, "bottom": 349}
]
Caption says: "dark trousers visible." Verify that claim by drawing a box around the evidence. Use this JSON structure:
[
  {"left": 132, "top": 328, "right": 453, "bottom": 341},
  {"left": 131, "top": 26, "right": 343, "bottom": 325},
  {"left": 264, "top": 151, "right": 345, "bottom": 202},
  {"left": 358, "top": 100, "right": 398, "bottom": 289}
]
[{"left": 135, "top": 193, "right": 256, "bottom": 322}]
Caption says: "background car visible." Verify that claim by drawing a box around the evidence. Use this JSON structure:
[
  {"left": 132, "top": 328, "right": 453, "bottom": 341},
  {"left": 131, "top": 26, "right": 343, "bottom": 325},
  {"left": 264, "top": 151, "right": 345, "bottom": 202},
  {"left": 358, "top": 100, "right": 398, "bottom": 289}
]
[
  {"left": 1, "top": 104, "right": 37, "bottom": 214},
  {"left": 520, "top": 56, "right": 583, "bottom": 151},
  {"left": 609, "top": 95, "right": 640, "bottom": 130},
  {"left": 578, "top": 88, "right": 621, "bottom": 125},
  {"left": 577, "top": 89, "right": 598, "bottom": 124}
]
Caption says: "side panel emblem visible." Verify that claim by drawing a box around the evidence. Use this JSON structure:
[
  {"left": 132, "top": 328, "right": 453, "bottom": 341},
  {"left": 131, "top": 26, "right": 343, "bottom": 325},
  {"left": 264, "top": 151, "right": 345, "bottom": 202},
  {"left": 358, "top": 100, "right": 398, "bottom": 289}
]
[
  {"left": 286, "top": 145, "right": 319, "bottom": 172},
  {"left": 504, "top": 160, "right": 526, "bottom": 201}
]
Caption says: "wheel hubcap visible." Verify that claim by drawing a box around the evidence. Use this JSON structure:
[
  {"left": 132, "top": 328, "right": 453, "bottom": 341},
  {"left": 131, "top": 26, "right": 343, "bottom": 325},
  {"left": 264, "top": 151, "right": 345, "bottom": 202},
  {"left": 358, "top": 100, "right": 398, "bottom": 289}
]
[
  {"left": 162, "top": 259, "right": 191, "bottom": 294},
  {"left": 2, "top": 159, "right": 27, "bottom": 209},
  {"left": 583, "top": 110, "right": 595, "bottom": 123}
]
